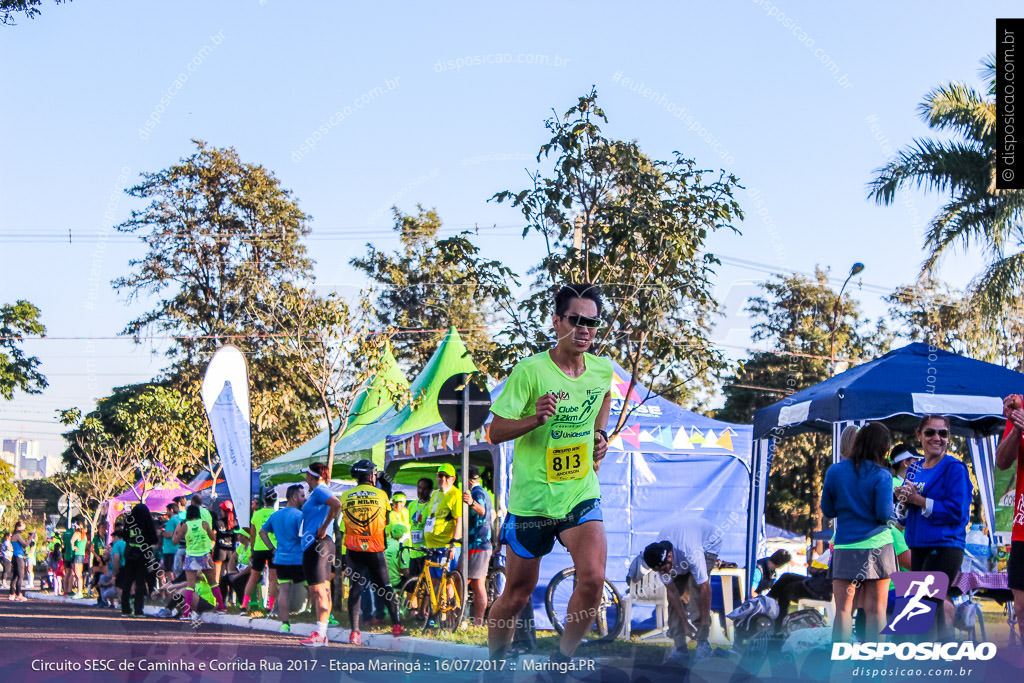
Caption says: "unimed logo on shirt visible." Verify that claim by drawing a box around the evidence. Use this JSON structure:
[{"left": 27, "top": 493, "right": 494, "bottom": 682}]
[{"left": 881, "top": 571, "right": 948, "bottom": 635}]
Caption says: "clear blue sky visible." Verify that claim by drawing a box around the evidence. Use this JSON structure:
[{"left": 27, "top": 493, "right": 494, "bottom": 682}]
[{"left": 0, "top": 1, "right": 1013, "bottom": 462}]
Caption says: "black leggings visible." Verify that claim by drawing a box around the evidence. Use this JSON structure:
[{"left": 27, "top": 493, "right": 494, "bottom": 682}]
[
  {"left": 10, "top": 557, "right": 25, "bottom": 597},
  {"left": 120, "top": 556, "right": 151, "bottom": 615},
  {"left": 910, "top": 546, "right": 963, "bottom": 633},
  {"left": 345, "top": 550, "right": 397, "bottom": 631}
]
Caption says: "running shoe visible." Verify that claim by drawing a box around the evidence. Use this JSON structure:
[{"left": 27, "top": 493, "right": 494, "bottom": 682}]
[
  {"left": 695, "top": 640, "right": 713, "bottom": 662},
  {"left": 349, "top": 631, "right": 362, "bottom": 646},
  {"left": 301, "top": 631, "right": 328, "bottom": 647},
  {"left": 16, "top": 595, "right": 28, "bottom": 602},
  {"left": 180, "top": 613, "right": 193, "bottom": 621},
  {"left": 280, "top": 622, "right": 291, "bottom": 633},
  {"left": 391, "top": 624, "right": 403, "bottom": 637}
]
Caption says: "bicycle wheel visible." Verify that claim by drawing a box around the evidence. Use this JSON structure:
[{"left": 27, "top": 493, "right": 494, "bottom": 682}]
[
  {"left": 484, "top": 565, "right": 505, "bottom": 618},
  {"left": 400, "top": 576, "right": 431, "bottom": 630},
  {"left": 436, "top": 570, "right": 465, "bottom": 631},
  {"left": 544, "top": 567, "right": 625, "bottom": 644}
]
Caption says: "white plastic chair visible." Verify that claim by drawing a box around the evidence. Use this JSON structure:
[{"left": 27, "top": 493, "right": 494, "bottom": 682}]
[{"left": 622, "top": 562, "right": 671, "bottom": 641}]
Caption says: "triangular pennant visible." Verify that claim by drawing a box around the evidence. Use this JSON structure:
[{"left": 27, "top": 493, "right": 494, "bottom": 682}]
[
  {"left": 638, "top": 429, "right": 656, "bottom": 442},
  {"left": 716, "top": 430, "right": 734, "bottom": 451},
  {"left": 672, "top": 427, "right": 693, "bottom": 450},
  {"left": 689, "top": 428, "right": 705, "bottom": 445},
  {"left": 701, "top": 429, "right": 718, "bottom": 448}
]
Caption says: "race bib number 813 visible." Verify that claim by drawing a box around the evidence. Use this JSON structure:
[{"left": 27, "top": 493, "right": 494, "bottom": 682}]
[{"left": 546, "top": 442, "right": 587, "bottom": 482}]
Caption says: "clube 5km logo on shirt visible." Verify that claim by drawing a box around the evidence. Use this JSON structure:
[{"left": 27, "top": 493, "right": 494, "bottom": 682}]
[{"left": 832, "top": 572, "right": 996, "bottom": 662}]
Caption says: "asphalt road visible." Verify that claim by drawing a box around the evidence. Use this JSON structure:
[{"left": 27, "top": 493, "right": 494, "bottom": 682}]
[{"left": 0, "top": 596, "right": 459, "bottom": 683}]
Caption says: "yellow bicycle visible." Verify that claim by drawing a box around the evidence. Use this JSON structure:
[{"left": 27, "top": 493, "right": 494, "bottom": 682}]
[{"left": 399, "top": 544, "right": 464, "bottom": 631}]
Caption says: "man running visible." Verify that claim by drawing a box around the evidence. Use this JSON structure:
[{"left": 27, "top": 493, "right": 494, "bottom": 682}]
[
  {"left": 260, "top": 485, "right": 306, "bottom": 633},
  {"left": 299, "top": 463, "right": 341, "bottom": 647},
  {"left": 487, "top": 283, "right": 612, "bottom": 663},
  {"left": 339, "top": 459, "right": 402, "bottom": 643}
]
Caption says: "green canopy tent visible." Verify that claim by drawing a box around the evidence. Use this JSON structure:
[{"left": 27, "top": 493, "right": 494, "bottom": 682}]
[
  {"left": 333, "top": 327, "right": 480, "bottom": 481},
  {"left": 260, "top": 346, "right": 409, "bottom": 485}
]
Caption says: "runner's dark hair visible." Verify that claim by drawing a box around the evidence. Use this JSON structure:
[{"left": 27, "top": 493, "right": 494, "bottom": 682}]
[
  {"left": 554, "top": 283, "right": 602, "bottom": 317},
  {"left": 286, "top": 484, "right": 304, "bottom": 502},
  {"left": 185, "top": 505, "right": 201, "bottom": 521},
  {"left": 850, "top": 422, "right": 892, "bottom": 473},
  {"left": 124, "top": 503, "right": 159, "bottom": 546},
  {"left": 915, "top": 414, "right": 951, "bottom": 433}
]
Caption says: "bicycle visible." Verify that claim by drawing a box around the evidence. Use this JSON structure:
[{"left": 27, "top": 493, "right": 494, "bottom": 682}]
[
  {"left": 544, "top": 566, "right": 626, "bottom": 644},
  {"left": 398, "top": 544, "right": 464, "bottom": 631}
]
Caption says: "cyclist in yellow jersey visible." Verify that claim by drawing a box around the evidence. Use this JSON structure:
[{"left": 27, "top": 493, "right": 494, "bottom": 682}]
[
  {"left": 487, "top": 283, "right": 612, "bottom": 663},
  {"left": 339, "top": 459, "right": 402, "bottom": 642}
]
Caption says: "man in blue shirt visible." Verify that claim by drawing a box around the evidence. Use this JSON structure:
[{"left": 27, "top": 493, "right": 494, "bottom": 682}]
[
  {"left": 299, "top": 463, "right": 341, "bottom": 647},
  {"left": 461, "top": 465, "right": 493, "bottom": 626},
  {"left": 260, "top": 484, "right": 306, "bottom": 633}
]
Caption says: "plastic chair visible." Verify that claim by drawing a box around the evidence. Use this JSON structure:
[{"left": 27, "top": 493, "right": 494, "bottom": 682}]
[
  {"left": 795, "top": 598, "right": 835, "bottom": 624},
  {"left": 622, "top": 568, "right": 670, "bottom": 640}
]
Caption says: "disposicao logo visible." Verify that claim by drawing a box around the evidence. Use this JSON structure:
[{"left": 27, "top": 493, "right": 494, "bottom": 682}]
[
  {"left": 882, "top": 571, "right": 948, "bottom": 635},
  {"left": 831, "top": 571, "right": 997, "bottom": 662}
]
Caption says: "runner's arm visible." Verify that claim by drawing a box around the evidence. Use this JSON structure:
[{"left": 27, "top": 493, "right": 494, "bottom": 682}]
[
  {"left": 664, "top": 579, "right": 695, "bottom": 636},
  {"left": 171, "top": 522, "right": 185, "bottom": 545},
  {"left": 489, "top": 393, "right": 559, "bottom": 443},
  {"left": 996, "top": 410, "right": 1023, "bottom": 470},
  {"left": 259, "top": 528, "right": 276, "bottom": 554},
  {"left": 317, "top": 496, "right": 341, "bottom": 539}
]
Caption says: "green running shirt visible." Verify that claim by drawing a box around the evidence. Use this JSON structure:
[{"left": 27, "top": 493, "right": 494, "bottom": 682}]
[
  {"left": 185, "top": 519, "right": 213, "bottom": 557},
  {"left": 491, "top": 350, "right": 612, "bottom": 518},
  {"left": 250, "top": 508, "right": 274, "bottom": 552}
]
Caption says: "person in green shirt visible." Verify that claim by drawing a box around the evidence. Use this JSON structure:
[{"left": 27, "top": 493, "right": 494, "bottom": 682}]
[
  {"left": 384, "top": 523, "right": 409, "bottom": 589},
  {"left": 172, "top": 505, "right": 224, "bottom": 618},
  {"left": 406, "top": 478, "right": 433, "bottom": 580},
  {"left": 242, "top": 492, "right": 277, "bottom": 612},
  {"left": 486, "top": 283, "right": 612, "bottom": 663}
]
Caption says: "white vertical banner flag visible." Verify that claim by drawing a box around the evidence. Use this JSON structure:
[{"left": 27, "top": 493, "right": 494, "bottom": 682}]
[{"left": 201, "top": 345, "right": 252, "bottom": 530}]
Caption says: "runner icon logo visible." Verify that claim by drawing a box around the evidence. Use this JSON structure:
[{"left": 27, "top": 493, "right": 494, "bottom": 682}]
[{"left": 881, "top": 571, "right": 948, "bottom": 635}]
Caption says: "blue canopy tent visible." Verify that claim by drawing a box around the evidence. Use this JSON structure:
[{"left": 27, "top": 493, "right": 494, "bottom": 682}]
[
  {"left": 386, "top": 359, "right": 754, "bottom": 629},
  {"left": 747, "top": 342, "right": 1022, "bottom": 587}
]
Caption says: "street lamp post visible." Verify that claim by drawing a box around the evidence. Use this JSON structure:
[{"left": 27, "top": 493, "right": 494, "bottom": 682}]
[{"left": 829, "top": 262, "right": 865, "bottom": 374}]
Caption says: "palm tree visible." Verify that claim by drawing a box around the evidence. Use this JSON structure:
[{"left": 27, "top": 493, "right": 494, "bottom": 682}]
[{"left": 868, "top": 56, "right": 1024, "bottom": 318}]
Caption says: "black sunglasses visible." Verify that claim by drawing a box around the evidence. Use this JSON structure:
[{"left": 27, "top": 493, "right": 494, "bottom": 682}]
[
  {"left": 562, "top": 313, "right": 603, "bottom": 329},
  {"left": 922, "top": 428, "right": 949, "bottom": 438}
]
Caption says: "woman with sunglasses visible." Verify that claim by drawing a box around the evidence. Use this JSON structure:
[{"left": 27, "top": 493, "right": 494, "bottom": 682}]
[{"left": 895, "top": 414, "right": 973, "bottom": 639}]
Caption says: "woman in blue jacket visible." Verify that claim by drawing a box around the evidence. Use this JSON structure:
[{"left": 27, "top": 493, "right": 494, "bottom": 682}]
[
  {"left": 821, "top": 422, "right": 896, "bottom": 642},
  {"left": 895, "top": 414, "right": 972, "bottom": 639}
]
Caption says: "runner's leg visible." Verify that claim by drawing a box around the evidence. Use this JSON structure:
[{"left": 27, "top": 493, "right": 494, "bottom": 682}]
[
  {"left": 487, "top": 551, "right": 541, "bottom": 657},
  {"left": 557, "top": 520, "right": 607, "bottom": 658}
]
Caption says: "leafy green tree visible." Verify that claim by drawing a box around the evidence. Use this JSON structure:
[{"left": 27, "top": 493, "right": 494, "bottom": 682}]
[
  {"left": 58, "top": 383, "right": 212, "bottom": 478},
  {"left": 718, "top": 269, "right": 889, "bottom": 534},
  {"left": 1, "top": 300, "right": 46, "bottom": 400},
  {"left": 887, "top": 277, "right": 1024, "bottom": 370},
  {"left": 112, "top": 140, "right": 321, "bottom": 461},
  {"left": 868, "top": 56, "right": 1024, "bottom": 322},
  {"left": 1, "top": 0, "right": 70, "bottom": 26},
  {"left": 350, "top": 205, "right": 517, "bottom": 375},
  {"left": 0, "top": 459, "right": 24, "bottom": 529},
  {"left": 492, "top": 89, "right": 743, "bottom": 415},
  {"left": 256, "top": 287, "right": 408, "bottom": 477}
]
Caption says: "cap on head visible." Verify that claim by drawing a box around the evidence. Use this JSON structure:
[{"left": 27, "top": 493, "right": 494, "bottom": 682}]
[
  {"left": 350, "top": 459, "right": 375, "bottom": 478},
  {"left": 391, "top": 492, "right": 407, "bottom": 503},
  {"left": 890, "top": 443, "right": 922, "bottom": 465},
  {"left": 643, "top": 540, "right": 673, "bottom": 570},
  {"left": 463, "top": 464, "right": 480, "bottom": 481},
  {"left": 437, "top": 463, "right": 456, "bottom": 478}
]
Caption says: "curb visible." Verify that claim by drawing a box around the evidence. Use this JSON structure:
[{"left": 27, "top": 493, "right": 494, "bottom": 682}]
[{"left": 26, "top": 591, "right": 489, "bottom": 660}]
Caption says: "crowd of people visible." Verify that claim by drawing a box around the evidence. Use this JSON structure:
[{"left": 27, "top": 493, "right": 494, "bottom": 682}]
[{"left": 4, "top": 281, "right": 1023, "bottom": 666}]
